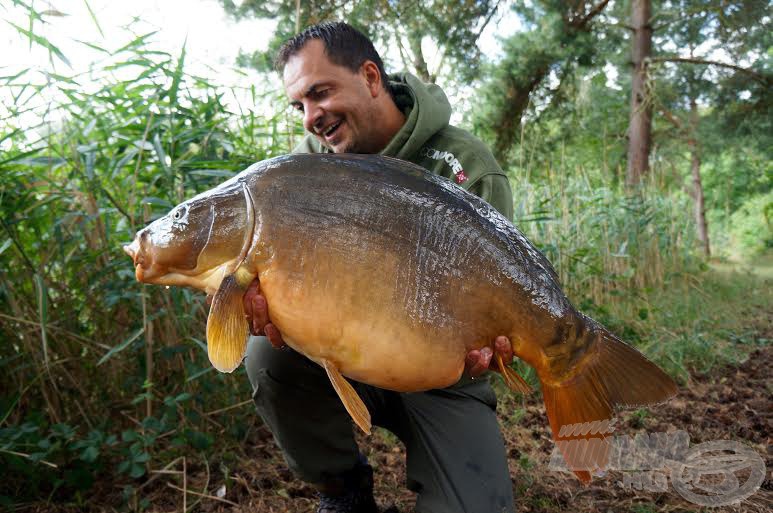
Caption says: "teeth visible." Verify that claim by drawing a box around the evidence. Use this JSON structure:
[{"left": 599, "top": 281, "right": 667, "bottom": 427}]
[{"left": 324, "top": 121, "right": 340, "bottom": 136}]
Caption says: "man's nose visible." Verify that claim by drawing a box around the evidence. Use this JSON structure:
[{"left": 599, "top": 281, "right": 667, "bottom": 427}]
[{"left": 303, "top": 103, "right": 324, "bottom": 133}]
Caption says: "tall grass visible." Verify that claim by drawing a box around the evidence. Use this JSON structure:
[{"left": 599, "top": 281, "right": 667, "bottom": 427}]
[
  {"left": 512, "top": 173, "right": 698, "bottom": 304},
  {"left": 509, "top": 171, "right": 768, "bottom": 385},
  {"left": 0, "top": 26, "right": 301, "bottom": 505}
]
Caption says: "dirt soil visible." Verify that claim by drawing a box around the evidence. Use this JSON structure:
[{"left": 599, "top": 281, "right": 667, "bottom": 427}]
[{"left": 131, "top": 342, "right": 769, "bottom": 513}]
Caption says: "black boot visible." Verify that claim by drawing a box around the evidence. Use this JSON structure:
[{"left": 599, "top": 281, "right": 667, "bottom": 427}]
[{"left": 316, "top": 455, "right": 378, "bottom": 513}]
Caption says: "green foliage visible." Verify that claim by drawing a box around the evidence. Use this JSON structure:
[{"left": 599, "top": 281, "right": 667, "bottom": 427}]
[
  {"left": 513, "top": 175, "right": 699, "bottom": 299},
  {"left": 727, "top": 191, "right": 773, "bottom": 256},
  {"left": 472, "top": 0, "right": 607, "bottom": 163},
  {"left": 0, "top": 390, "right": 209, "bottom": 501},
  {"left": 507, "top": 167, "right": 771, "bottom": 383},
  {"left": 224, "top": 0, "right": 499, "bottom": 83},
  {"left": 0, "top": 419, "right": 111, "bottom": 499},
  {"left": 0, "top": 15, "right": 292, "bottom": 505}
]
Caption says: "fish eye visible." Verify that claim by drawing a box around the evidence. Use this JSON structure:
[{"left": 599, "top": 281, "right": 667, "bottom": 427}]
[{"left": 172, "top": 206, "right": 186, "bottom": 221}]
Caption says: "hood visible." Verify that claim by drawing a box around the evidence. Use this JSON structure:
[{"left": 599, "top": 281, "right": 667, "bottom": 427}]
[{"left": 380, "top": 73, "right": 451, "bottom": 160}]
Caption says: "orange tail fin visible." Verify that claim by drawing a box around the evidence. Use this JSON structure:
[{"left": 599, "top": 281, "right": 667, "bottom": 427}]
[{"left": 540, "top": 325, "right": 677, "bottom": 484}]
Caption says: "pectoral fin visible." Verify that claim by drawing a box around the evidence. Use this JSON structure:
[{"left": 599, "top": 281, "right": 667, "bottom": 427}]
[
  {"left": 496, "top": 354, "right": 532, "bottom": 394},
  {"left": 321, "top": 358, "right": 372, "bottom": 435},
  {"left": 206, "top": 273, "right": 251, "bottom": 373}
]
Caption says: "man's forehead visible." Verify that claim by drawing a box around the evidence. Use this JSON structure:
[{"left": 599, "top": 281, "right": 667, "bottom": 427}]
[{"left": 282, "top": 40, "right": 353, "bottom": 98}]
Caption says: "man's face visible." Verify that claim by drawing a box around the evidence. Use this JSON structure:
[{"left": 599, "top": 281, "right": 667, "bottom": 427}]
[{"left": 283, "top": 39, "right": 381, "bottom": 154}]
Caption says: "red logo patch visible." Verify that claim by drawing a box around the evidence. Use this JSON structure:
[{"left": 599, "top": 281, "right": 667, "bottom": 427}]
[{"left": 455, "top": 170, "right": 467, "bottom": 184}]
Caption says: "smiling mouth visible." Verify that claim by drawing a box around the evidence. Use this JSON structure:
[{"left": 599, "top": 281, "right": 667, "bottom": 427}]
[{"left": 321, "top": 120, "right": 342, "bottom": 140}]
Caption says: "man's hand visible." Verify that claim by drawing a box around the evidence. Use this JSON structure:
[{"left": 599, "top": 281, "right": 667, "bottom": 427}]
[
  {"left": 464, "top": 336, "right": 513, "bottom": 378},
  {"left": 243, "top": 278, "right": 286, "bottom": 349}
]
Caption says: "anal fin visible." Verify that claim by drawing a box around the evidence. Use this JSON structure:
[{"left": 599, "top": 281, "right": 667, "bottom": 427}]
[
  {"left": 496, "top": 354, "right": 532, "bottom": 394},
  {"left": 321, "top": 358, "right": 372, "bottom": 435},
  {"left": 206, "top": 273, "right": 251, "bottom": 373}
]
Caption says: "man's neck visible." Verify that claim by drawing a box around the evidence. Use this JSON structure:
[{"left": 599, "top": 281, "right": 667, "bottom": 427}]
[{"left": 371, "top": 96, "right": 406, "bottom": 153}]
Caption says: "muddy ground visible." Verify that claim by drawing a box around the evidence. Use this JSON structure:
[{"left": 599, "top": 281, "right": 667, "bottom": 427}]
[{"left": 124, "top": 341, "right": 770, "bottom": 513}]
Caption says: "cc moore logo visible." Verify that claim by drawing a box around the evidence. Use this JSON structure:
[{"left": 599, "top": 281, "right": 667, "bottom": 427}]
[{"left": 421, "top": 146, "right": 468, "bottom": 184}]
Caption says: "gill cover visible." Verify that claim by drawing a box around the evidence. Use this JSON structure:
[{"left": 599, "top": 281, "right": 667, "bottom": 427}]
[{"left": 206, "top": 182, "right": 257, "bottom": 373}]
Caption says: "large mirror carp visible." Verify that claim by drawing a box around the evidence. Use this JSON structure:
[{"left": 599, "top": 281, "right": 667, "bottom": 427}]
[{"left": 124, "top": 153, "right": 677, "bottom": 482}]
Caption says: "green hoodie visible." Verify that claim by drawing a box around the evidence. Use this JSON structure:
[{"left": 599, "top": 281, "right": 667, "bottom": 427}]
[{"left": 291, "top": 73, "right": 513, "bottom": 220}]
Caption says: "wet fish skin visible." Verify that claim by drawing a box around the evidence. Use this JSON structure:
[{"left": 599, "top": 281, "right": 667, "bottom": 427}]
[{"left": 124, "top": 153, "right": 678, "bottom": 483}]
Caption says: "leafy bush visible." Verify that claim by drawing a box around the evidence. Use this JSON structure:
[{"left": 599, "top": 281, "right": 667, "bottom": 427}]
[
  {"left": 0, "top": 25, "right": 295, "bottom": 506},
  {"left": 728, "top": 191, "right": 773, "bottom": 256}
]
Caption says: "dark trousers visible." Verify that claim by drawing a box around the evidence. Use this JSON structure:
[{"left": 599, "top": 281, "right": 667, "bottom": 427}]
[{"left": 245, "top": 336, "right": 515, "bottom": 513}]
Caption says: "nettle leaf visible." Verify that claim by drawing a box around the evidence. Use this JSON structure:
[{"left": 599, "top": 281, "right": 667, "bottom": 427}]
[
  {"left": 129, "top": 464, "right": 146, "bottom": 478},
  {"left": 133, "top": 451, "right": 150, "bottom": 464},
  {"left": 80, "top": 446, "right": 99, "bottom": 462}
]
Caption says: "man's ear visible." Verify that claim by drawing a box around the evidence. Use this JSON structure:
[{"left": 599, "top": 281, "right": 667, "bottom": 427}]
[{"left": 361, "top": 60, "right": 382, "bottom": 98}]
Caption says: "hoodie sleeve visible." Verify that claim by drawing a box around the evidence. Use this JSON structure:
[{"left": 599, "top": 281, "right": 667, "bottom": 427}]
[
  {"left": 467, "top": 173, "right": 513, "bottom": 221},
  {"left": 417, "top": 126, "right": 513, "bottom": 221}
]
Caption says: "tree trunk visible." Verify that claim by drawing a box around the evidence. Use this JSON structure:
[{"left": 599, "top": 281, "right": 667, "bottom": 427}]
[
  {"left": 407, "top": 31, "right": 432, "bottom": 83},
  {"left": 626, "top": 0, "right": 653, "bottom": 187},
  {"left": 492, "top": 68, "right": 548, "bottom": 164},
  {"left": 483, "top": 1, "right": 610, "bottom": 165},
  {"left": 689, "top": 98, "right": 710, "bottom": 256}
]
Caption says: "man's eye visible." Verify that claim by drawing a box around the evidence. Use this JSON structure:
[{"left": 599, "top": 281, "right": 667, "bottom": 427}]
[{"left": 292, "top": 104, "right": 304, "bottom": 113}]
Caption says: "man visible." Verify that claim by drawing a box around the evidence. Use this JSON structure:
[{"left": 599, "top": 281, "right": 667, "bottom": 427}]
[{"left": 242, "top": 22, "right": 516, "bottom": 513}]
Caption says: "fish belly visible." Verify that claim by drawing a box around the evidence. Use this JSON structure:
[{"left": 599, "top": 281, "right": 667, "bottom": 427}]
[{"left": 255, "top": 259, "right": 468, "bottom": 392}]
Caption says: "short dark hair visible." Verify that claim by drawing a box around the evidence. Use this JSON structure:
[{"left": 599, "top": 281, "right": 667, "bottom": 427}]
[{"left": 275, "top": 21, "right": 391, "bottom": 93}]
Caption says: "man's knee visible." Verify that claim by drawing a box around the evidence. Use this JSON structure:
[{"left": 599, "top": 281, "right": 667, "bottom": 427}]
[
  {"left": 243, "top": 336, "right": 360, "bottom": 483},
  {"left": 402, "top": 385, "right": 514, "bottom": 513}
]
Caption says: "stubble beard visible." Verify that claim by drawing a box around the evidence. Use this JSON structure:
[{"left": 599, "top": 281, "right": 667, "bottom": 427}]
[
  {"left": 320, "top": 119, "right": 376, "bottom": 154},
  {"left": 325, "top": 137, "right": 363, "bottom": 154}
]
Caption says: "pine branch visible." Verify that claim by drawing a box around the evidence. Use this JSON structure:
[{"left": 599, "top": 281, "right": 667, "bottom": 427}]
[
  {"left": 649, "top": 56, "right": 771, "bottom": 84},
  {"left": 572, "top": 0, "right": 611, "bottom": 29},
  {"left": 429, "top": 0, "right": 502, "bottom": 82}
]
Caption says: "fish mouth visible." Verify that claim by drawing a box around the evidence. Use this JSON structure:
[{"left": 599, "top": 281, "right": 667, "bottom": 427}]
[
  {"left": 123, "top": 238, "right": 147, "bottom": 281},
  {"left": 141, "top": 265, "right": 229, "bottom": 295},
  {"left": 124, "top": 231, "right": 231, "bottom": 292},
  {"left": 123, "top": 234, "right": 168, "bottom": 282},
  {"left": 123, "top": 239, "right": 139, "bottom": 261}
]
